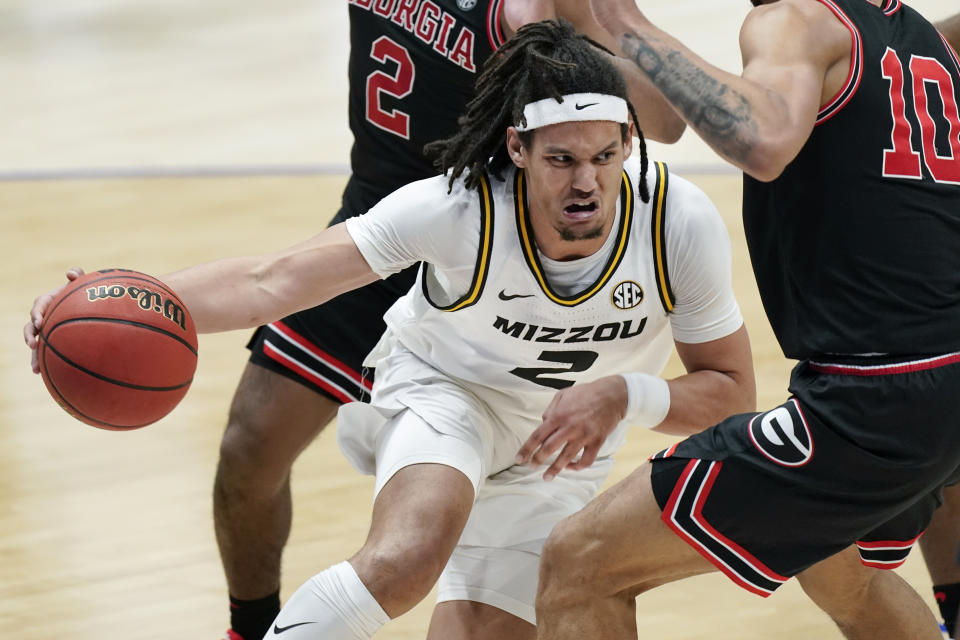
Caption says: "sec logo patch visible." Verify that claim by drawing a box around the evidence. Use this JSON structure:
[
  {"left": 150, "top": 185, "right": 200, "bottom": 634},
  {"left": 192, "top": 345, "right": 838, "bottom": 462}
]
[
  {"left": 612, "top": 281, "right": 644, "bottom": 309},
  {"left": 748, "top": 400, "right": 813, "bottom": 467}
]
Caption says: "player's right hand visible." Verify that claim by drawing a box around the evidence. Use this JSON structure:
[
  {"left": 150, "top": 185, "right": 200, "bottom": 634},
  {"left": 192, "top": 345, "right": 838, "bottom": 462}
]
[
  {"left": 25, "top": 267, "right": 85, "bottom": 374},
  {"left": 515, "top": 375, "right": 629, "bottom": 481}
]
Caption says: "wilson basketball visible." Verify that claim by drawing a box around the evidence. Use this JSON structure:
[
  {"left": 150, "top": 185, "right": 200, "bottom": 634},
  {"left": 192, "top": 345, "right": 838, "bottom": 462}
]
[{"left": 37, "top": 269, "right": 198, "bottom": 430}]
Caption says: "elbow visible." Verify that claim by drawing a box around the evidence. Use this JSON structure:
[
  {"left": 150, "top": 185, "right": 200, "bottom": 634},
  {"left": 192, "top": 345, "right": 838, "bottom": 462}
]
[
  {"left": 660, "top": 120, "right": 686, "bottom": 145},
  {"left": 647, "top": 118, "right": 686, "bottom": 145},
  {"left": 741, "top": 149, "right": 789, "bottom": 183},
  {"left": 735, "top": 373, "right": 758, "bottom": 414},
  {"left": 742, "top": 384, "right": 758, "bottom": 414},
  {"left": 739, "top": 133, "right": 801, "bottom": 182},
  {"left": 245, "top": 257, "right": 290, "bottom": 327},
  {"left": 743, "top": 165, "right": 786, "bottom": 183}
]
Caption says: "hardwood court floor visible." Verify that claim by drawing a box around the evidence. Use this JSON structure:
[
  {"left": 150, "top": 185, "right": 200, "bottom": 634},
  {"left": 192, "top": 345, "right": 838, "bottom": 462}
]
[{"left": 0, "top": 174, "right": 939, "bottom": 639}]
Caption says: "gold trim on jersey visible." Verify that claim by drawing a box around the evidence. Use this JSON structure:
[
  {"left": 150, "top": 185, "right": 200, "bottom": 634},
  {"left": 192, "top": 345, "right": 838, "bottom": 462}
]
[
  {"left": 651, "top": 161, "right": 675, "bottom": 313},
  {"left": 514, "top": 168, "right": 633, "bottom": 306},
  {"left": 421, "top": 171, "right": 494, "bottom": 312}
]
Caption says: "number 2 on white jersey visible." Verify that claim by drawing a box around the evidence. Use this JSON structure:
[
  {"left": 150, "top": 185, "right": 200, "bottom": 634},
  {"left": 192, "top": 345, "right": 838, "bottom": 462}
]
[{"left": 366, "top": 35, "right": 415, "bottom": 139}]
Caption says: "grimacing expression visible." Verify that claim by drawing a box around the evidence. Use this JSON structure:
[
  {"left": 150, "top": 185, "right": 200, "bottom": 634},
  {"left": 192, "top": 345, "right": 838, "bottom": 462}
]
[{"left": 508, "top": 120, "right": 632, "bottom": 255}]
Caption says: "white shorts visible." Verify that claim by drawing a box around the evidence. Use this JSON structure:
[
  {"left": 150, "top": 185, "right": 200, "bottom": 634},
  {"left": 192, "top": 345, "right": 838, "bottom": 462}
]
[
  {"left": 336, "top": 344, "right": 615, "bottom": 624},
  {"left": 437, "top": 540, "right": 545, "bottom": 624}
]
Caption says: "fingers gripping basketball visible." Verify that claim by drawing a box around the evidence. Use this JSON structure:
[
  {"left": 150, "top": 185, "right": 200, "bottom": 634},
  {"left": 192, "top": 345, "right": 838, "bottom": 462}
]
[{"left": 37, "top": 269, "right": 198, "bottom": 430}]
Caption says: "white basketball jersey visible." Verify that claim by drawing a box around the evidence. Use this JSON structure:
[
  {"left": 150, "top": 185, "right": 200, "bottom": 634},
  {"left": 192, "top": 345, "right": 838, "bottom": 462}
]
[{"left": 376, "top": 160, "right": 678, "bottom": 448}]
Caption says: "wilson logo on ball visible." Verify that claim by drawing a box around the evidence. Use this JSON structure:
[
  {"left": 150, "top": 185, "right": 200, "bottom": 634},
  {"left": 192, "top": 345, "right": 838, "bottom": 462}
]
[{"left": 87, "top": 284, "right": 188, "bottom": 330}]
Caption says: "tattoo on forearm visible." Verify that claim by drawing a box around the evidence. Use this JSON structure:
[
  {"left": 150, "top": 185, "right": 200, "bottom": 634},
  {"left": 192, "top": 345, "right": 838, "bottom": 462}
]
[{"left": 621, "top": 33, "right": 758, "bottom": 163}]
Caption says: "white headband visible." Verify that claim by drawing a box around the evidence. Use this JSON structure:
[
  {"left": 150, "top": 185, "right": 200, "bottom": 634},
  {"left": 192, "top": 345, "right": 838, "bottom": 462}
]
[{"left": 515, "top": 92, "right": 628, "bottom": 132}]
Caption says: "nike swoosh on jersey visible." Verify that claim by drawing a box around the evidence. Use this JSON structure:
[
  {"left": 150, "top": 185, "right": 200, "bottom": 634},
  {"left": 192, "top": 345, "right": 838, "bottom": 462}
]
[
  {"left": 498, "top": 289, "right": 535, "bottom": 301},
  {"left": 273, "top": 621, "right": 317, "bottom": 634}
]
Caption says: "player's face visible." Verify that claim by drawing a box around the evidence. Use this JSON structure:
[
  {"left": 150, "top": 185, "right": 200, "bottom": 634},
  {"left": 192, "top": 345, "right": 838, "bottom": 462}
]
[{"left": 507, "top": 120, "right": 632, "bottom": 260}]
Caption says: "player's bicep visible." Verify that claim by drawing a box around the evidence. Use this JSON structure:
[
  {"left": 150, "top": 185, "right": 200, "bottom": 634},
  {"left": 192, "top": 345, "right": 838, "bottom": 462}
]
[
  {"left": 740, "top": 4, "right": 845, "bottom": 125},
  {"left": 737, "top": 3, "right": 845, "bottom": 172},
  {"left": 674, "top": 326, "right": 752, "bottom": 381},
  {"left": 674, "top": 324, "right": 756, "bottom": 412},
  {"left": 665, "top": 178, "right": 742, "bottom": 344},
  {"left": 346, "top": 176, "right": 475, "bottom": 277}
]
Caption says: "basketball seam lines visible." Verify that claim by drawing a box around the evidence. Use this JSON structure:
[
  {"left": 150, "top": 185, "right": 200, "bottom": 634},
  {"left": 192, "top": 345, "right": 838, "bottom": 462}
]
[
  {"left": 40, "top": 346, "right": 156, "bottom": 430},
  {"left": 40, "top": 335, "right": 194, "bottom": 392},
  {"left": 46, "top": 316, "right": 198, "bottom": 355}
]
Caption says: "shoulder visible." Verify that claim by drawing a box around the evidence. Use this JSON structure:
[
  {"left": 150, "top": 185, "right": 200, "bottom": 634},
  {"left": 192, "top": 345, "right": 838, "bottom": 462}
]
[
  {"left": 661, "top": 172, "right": 725, "bottom": 238},
  {"left": 356, "top": 173, "right": 483, "bottom": 242},
  {"left": 627, "top": 157, "right": 718, "bottom": 224},
  {"left": 378, "top": 173, "right": 474, "bottom": 214},
  {"left": 741, "top": 0, "right": 850, "bottom": 66}
]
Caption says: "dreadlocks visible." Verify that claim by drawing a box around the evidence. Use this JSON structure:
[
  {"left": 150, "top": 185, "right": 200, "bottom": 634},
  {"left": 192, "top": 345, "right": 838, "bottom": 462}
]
[{"left": 425, "top": 18, "right": 650, "bottom": 203}]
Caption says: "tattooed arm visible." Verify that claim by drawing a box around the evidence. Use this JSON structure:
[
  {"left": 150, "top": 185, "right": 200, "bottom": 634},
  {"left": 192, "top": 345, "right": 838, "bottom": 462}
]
[
  {"left": 938, "top": 13, "right": 960, "bottom": 54},
  {"left": 589, "top": 0, "right": 849, "bottom": 180}
]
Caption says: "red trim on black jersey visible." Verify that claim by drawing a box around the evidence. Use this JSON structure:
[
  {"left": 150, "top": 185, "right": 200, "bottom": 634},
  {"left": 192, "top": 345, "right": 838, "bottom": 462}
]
[
  {"left": 815, "top": 0, "right": 864, "bottom": 125},
  {"left": 856, "top": 532, "right": 922, "bottom": 569},
  {"left": 486, "top": 0, "right": 505, "bottom": 50},
  {"left": 261, "top": 341, "right": 355, "bottom": 404},
  {"left": 268, "top": 320, "right": 372, "bottom": 390},
  {"left": 809, "top": 351, "right": 960, "bottom": 376},
  {"left": 661, "top": 459, "right": 788, "bottom": 597},
  {"left": 941, "top": 33, "right": 960, "bottom": 75},
  {"left": 649, "top": 442, "right": 679, "bottom": 460},
  {"left": 881, "top": 0, "right": 902, "bottom": 17}
]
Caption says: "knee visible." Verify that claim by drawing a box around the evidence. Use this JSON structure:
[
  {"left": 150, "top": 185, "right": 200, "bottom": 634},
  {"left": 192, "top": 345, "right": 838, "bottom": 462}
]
[
  {"left": 351, "top": 538, "right": 449, "bottom": 615},
  {"left": 215, "top": 402, "right": 291, "bottom": 497},
  {"left": 798, "top": 556, "right": 874, "bottom": 626},
  {"left": 538, "top": 514, "right": 606, "bottom": 611}
]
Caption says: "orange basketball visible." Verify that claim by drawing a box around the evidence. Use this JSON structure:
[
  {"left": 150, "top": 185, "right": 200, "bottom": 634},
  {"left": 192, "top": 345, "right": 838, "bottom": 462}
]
[{"left": 37, "top": 269, "right": 198, "bottom": 430}]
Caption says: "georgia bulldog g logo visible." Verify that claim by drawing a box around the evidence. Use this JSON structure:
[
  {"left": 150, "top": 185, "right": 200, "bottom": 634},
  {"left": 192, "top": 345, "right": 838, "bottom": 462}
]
[{"left": 748, "top": 399, "right": 813, "bottom": 467}]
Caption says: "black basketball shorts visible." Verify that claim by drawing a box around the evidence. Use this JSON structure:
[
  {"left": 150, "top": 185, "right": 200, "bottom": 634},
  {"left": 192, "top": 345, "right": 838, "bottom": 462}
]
[
  {"left": 247, "top": 183, "right": 419, "bottom": 404},
  {"left": 650, "top": 353, "right": 960, "bottom": 597}
]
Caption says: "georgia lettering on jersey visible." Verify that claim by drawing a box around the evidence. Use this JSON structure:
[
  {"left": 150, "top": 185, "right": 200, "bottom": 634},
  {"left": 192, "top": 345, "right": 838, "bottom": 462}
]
[
  {"left": 347, "top": 0, "right": 501, "bottom": 189},
  {"left": 349, "top": 0, "right": 482, "bottom": 72}
]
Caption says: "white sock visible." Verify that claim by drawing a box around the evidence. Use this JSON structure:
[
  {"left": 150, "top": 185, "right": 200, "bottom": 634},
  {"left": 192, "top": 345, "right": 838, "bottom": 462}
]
[{"left": 263, "top": 561, "right": 389, "bottom": 639}]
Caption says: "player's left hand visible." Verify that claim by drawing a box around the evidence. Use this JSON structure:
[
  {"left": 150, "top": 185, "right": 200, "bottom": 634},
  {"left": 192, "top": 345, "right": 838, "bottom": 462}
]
[
  {"left": 24, "top": 267, "right": 85, "bottom": 374},
  {"left": 515, "top": 375, "right": 628, "bottom": 481}
]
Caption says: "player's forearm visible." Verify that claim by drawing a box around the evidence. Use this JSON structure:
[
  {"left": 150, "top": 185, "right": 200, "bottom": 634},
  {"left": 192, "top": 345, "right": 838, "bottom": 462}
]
[
  {"left": 654, "top": 368, "right": 756, "bottom": 437},
  {"left": 611, "top": 56, "right": 685, "bottom": 143},
  {"left": 937, "top": 14, "right": 960, "bottom": 53},
  {"left": 161, "top": 255, "right": 285, "bottom": 334},
  {"left": 616, "top": 26, "right": 761, "bottom": 167},
  {"left": 162, "top": 224, "right": 378, "bottom": 334},
  {"left": 603, "top": 16, "right": 797, "bottom": 177}
]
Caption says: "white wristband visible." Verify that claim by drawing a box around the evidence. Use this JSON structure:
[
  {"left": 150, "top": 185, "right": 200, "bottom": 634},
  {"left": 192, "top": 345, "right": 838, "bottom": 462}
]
[{"left": 619, "top": 372, "right": 670, "bottom": 429}]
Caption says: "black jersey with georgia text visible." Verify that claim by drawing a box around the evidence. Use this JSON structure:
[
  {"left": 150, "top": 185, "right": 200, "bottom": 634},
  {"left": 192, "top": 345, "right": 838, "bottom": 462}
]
[
  {"left": 742, "top": 0, "right": 960, "bottom": 359},
  {"left": 347, "top": 0, "right": 503, "bottom": 197}
]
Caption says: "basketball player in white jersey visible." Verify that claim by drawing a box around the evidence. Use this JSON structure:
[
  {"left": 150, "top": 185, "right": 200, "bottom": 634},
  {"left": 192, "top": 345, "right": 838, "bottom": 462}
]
[{"left": 26, "top": 21, "right": 755, "bottom": 638}]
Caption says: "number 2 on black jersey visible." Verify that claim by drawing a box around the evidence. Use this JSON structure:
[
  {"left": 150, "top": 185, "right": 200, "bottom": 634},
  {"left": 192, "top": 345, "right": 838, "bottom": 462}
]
[{"left": 366, "top": 36, "right": 414, "bottom": 139}]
